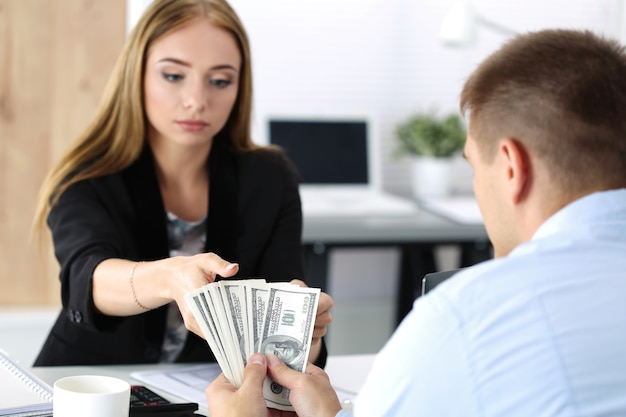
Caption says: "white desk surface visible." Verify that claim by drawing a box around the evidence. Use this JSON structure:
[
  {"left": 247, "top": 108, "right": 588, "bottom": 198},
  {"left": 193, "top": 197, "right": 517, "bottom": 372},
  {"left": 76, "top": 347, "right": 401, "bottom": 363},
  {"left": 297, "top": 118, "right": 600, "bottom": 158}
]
[
  {"left": 31, "top": 354, "right": 375, "bottom": 416},
  {"left": 302, "top": 206, "right": 486, "bottom": 243}
]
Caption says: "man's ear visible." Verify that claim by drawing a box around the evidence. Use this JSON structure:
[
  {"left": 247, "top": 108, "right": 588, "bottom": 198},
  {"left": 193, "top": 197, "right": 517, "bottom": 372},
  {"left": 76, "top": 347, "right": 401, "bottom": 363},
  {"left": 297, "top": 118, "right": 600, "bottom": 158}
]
[{"left": 498, "top": 138, "right": 531, "bottom": 204}]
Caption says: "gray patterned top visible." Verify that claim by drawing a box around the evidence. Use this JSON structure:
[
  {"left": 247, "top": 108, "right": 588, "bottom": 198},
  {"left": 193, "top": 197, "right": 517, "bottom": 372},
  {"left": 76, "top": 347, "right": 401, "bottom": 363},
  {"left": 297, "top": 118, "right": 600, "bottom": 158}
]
[{"left": 160, "top": 211, "right": 207, "bottom": 363}]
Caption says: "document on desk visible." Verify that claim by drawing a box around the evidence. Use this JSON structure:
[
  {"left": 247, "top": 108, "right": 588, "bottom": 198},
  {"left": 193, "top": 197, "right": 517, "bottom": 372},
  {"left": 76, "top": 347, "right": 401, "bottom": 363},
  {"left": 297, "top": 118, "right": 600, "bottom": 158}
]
[
  {"left": 130, "top": 364, "right": 357, "bottom": 410},
  {"left": 419, "top": 196, "right": 484, "bottom": 225}
]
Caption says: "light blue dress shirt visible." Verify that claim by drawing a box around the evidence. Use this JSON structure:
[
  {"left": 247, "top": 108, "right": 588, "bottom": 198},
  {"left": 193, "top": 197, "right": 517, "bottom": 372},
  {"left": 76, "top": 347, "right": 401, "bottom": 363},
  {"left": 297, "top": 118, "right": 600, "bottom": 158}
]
[{"left": 338, "top": 189, "right": 626, "bottom": 417}]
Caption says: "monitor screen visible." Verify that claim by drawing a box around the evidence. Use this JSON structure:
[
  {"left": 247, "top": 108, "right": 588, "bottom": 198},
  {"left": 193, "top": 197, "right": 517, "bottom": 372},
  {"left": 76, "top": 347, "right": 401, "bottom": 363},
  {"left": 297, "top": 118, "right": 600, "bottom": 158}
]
[{"left": 268, "top": 119, "right": 369, "bottom": 185}]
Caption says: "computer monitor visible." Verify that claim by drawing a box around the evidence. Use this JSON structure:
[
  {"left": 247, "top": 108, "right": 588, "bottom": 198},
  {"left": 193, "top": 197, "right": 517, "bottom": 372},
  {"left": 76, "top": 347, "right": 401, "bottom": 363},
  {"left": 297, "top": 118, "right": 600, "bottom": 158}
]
[
  {"left": 265, "top": 115, "right": 417, "bottom": 217},
  {"left": 269, "top": 118, "right": 369, "bottom": 186}
]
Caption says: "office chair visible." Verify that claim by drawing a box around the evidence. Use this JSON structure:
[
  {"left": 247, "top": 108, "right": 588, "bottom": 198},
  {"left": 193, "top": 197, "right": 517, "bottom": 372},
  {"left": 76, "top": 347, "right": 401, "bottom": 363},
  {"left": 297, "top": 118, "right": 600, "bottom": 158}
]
[{"left": 421, "top": 268, "right": 462, "bottom": 296}]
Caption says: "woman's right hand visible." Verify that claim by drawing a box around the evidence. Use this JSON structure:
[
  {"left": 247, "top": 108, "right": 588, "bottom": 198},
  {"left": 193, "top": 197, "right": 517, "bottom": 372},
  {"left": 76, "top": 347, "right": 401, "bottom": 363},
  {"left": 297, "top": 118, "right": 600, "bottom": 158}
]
[
  {"left": 162, "top": 253, "right": 239, "bottom": 337},
  {"left": 92, "top": 253, "right": 238, "bottom": 336}
]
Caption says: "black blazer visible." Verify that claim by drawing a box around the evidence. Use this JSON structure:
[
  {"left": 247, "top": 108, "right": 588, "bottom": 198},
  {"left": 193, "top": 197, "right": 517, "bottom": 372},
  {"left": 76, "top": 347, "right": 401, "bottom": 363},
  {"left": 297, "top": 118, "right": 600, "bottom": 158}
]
[{"left": 35, "top": 142, "right": 326, "bottom": 367}]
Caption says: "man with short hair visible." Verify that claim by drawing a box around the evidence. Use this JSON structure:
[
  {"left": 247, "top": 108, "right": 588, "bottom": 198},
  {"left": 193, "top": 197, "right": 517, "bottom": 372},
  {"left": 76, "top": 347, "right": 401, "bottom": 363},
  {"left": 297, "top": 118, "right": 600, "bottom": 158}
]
[{"left": 207, "top": 29, "right": 626, "bottom": 417}]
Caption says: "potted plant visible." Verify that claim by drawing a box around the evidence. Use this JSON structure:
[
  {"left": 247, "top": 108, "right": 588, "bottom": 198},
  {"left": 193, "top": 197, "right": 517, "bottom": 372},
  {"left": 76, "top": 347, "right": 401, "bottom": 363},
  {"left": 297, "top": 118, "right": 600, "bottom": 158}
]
[{"left": 394, "top": 111, "right": 466, "bottom": 199}]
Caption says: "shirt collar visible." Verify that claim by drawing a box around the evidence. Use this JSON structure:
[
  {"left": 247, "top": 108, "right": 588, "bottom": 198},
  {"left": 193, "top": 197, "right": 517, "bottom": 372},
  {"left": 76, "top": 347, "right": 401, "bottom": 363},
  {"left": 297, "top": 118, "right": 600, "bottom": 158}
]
[{"left": 532, "top": 188, "right": 626, "bottom": 241}]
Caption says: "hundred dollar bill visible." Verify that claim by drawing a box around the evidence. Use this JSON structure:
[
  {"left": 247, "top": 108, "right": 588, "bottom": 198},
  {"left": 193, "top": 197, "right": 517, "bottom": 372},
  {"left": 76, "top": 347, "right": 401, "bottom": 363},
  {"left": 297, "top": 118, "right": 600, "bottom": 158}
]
[
  {"left": 184, "top": 289, "right": 235, "bottom": 384},
  {"left": 226, "top": 278, "right": 268, "bottom": 359},
  {"left": 259, "top": 285, "right": 320, "bottom": 411},
  {"left": 247, "top": 281, "right": 270, "bottom": 354},
  {"left": 221, "top": 281, "right": 249, "bottom": 366},
  {"left": 248, "top": 281, "right": 299, "bottom": 353},
  {"left": 206, "top": 283, "right": 244, "bottom": 387}
]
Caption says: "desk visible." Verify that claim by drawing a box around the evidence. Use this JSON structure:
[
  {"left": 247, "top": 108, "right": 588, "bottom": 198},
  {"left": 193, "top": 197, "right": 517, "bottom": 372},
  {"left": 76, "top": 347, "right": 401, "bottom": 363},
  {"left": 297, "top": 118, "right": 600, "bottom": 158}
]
[
  {"left": 302, "top": 209, "right": 491, "bottom": 323},
  {"left": 32, "top": 354, "right": 375, "bottom": 416}
]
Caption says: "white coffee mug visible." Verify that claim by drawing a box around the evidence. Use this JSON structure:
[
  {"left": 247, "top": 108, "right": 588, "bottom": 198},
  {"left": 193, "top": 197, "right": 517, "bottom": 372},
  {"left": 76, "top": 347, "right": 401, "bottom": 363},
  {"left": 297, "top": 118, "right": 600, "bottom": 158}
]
[{"left": 53, "top": 375, "right": 130, "bottom": 417}]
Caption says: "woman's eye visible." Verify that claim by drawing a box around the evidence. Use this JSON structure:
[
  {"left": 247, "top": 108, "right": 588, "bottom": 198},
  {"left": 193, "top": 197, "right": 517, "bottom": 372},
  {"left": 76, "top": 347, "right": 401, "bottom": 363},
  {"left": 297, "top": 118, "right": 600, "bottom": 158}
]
[
  {"left": 162, "top": 73, "right": 183, "bottom": 82},
  {"left": 210, "top": 79, "right": 232, "bottom": 88}
]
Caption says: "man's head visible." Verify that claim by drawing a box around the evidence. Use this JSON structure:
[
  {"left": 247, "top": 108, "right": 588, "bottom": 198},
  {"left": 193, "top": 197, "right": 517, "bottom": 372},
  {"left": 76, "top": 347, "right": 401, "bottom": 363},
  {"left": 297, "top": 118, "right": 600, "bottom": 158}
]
[{"left": 460, "top": 29, "right": 626, "bottom": 256}]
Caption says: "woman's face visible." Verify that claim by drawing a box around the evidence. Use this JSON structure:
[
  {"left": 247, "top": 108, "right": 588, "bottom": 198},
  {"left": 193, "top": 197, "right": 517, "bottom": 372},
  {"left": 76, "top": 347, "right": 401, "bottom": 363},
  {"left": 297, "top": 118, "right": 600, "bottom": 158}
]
[{"left": 143, "top": 17, "right": 241, "bottom": 149}]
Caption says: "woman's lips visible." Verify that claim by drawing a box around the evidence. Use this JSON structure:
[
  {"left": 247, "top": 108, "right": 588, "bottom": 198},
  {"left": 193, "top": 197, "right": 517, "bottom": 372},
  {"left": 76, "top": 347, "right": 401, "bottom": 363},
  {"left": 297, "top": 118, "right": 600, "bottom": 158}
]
[{"left": 176, "top": 120, "right": 208, "bottom": 132}]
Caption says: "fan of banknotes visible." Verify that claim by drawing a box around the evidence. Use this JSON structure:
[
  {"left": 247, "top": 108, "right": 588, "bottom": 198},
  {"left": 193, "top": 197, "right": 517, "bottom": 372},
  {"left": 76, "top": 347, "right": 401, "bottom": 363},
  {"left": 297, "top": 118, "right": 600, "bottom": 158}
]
[{"left": 184, "top": 278, "right": 320, "bottom": 411}]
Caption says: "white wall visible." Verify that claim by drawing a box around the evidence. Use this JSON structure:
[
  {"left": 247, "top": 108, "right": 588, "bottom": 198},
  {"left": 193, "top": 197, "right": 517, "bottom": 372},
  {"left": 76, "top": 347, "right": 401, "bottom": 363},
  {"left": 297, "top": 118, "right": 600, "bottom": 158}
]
[{"left": 229, "top": 0, "right": 624, "bottom": 195}]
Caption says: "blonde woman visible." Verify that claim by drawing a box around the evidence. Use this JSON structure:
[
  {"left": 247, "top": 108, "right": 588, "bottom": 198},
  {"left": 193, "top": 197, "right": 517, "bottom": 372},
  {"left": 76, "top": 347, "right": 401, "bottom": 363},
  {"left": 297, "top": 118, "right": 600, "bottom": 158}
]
[{"left": 33, "top": 0, "right": 332, "bottom": 367}]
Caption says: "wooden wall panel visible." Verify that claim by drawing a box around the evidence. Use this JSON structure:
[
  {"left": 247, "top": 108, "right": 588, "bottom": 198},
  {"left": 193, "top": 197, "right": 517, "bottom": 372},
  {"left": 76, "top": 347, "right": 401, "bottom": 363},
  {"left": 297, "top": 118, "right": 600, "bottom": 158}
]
[{"left": 0, "top": 0, "right": 125, "bottom": 305}]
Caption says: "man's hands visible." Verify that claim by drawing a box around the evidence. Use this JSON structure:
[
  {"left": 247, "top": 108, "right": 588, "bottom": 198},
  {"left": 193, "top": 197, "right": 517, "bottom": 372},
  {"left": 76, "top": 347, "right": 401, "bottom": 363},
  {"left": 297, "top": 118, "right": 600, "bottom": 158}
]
[
  {"left": 206, "top": 354, "right": 283, "bottom": 417},
  {"left": 267, "top": 354, "right": 343, "bottom": 417},
  {"left": 206, "top": 353, "right": 342, "bottom": 417}
]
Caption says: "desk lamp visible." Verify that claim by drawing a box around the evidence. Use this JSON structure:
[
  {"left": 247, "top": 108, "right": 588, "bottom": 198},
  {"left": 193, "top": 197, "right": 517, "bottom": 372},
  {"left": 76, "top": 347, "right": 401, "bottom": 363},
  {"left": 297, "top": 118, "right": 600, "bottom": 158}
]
[{"left": 439, "top": 0, "right": 516, "bottom": 47}]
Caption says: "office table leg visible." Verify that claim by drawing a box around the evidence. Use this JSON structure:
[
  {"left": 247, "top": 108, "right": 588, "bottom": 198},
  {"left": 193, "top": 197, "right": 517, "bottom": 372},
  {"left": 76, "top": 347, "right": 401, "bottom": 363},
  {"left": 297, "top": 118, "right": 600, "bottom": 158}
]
[
  {"left": 396, "top": 244, "right": 437, "bottom": 325},
  {"left": 304, "top": 243, "right": 330, "bottom": 293},
  {"left": 460, "top": 240, "right": 493, "bottom": 266}
]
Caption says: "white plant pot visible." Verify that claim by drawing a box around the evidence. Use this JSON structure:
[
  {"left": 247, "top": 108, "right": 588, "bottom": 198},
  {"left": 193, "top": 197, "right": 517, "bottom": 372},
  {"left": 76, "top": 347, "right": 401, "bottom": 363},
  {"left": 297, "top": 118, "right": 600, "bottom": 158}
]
[{"left": 410, "top": 156, "right": 453, "bottom": 200}]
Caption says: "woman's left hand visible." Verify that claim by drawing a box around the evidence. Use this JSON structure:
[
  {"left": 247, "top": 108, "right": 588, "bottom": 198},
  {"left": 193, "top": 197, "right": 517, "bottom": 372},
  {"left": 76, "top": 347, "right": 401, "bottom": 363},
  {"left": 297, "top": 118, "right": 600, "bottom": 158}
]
[{"left": 289, "top": 279, "right": 333, "bottom": 363}]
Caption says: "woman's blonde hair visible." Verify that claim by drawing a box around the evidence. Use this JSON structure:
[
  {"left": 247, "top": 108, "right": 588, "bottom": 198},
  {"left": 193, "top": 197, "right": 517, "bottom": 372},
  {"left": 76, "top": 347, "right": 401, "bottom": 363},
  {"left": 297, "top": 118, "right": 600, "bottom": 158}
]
[{"left": 33, "top": 0, "right": 256, "bottom": 234}]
